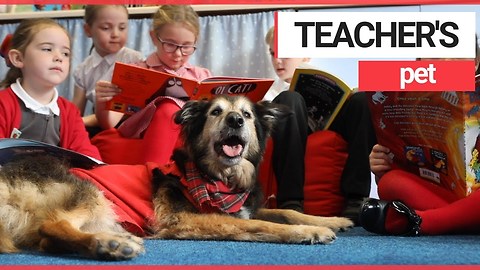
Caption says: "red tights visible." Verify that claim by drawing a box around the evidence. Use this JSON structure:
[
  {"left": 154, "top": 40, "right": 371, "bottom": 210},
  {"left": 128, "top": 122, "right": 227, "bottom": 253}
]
[{"left": 379, "top": 170, "right": 480, "bottom": 235}]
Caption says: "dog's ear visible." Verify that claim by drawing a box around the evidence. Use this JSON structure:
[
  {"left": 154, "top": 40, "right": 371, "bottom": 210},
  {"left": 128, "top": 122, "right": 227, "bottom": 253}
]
[
  {"left": 254, "top": 101, "right": 290, "bottom": 135},
  {"left": 174, "top": 100, "right": 209, "bottom": 125}
]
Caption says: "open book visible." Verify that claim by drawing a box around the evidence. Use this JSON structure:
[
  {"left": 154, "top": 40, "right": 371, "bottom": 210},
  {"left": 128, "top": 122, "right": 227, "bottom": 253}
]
[
  {"left": 289, "top": 63, "right": 353, "bottom": 131},
  {"left": 0, "top": 139, "right": 104, "bottom": 169},
  {"left": 107, "top": 62, "right": 274, "bottom": 114},
  {"left": 367, "top": 75, "right": 480, "bottom": 198}
]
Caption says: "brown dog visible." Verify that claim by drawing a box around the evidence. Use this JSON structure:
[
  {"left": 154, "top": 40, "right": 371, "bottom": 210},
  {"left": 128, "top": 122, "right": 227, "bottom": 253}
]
[{"left": 0, "top": 95, "right": 352, "bottom": 260}]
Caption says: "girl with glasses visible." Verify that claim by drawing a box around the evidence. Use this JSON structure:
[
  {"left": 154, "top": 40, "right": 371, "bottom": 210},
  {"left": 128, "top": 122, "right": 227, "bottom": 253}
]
[{"left": 94, "top": 5, "right": 212, "bottom": 165}]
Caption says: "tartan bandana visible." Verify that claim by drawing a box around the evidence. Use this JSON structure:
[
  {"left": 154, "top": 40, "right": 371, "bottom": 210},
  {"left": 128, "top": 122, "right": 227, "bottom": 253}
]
[{"left": 180, "top": 161, "right": 250, "bottom": 214}]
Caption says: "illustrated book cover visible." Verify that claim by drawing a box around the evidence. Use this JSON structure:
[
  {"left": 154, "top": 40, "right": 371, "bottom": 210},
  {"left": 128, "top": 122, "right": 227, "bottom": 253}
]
[
  {"left": 107, "top": 62, "right": 274, "bottom": 114},
  {"left": 289, "top": 63, "right": 353, "bottom": 131},
  {"left": 367, "top": 75, "right": 480, "bottom": 198}
]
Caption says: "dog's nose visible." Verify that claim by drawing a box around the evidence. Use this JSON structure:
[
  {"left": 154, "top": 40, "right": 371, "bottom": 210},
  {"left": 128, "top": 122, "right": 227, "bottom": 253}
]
[{"left": 226, "top": 112, "right": 244, "bottom": 128}]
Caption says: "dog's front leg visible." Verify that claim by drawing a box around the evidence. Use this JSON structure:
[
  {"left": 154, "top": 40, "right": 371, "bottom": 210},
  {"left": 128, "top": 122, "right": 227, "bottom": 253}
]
[
  {"left": 152, "top": 212, "right": 337, "bottom": 244},
  {"left": 253, "top": 208, "right": 354, "bottom": 232}
]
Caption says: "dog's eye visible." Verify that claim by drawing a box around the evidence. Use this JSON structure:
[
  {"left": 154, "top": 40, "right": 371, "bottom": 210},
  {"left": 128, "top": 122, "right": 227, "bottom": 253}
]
[
  {"left": 211, "top": 108, "right": 222, "bottom": 116},
  {"left": 243, "top": 111, "right": 252, "bottom": 119}
]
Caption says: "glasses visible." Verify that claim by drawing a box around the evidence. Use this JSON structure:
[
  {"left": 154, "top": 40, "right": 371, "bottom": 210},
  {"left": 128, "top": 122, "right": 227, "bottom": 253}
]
[{"left": 156, "top": 37, "right": 196, "bottom": 56}]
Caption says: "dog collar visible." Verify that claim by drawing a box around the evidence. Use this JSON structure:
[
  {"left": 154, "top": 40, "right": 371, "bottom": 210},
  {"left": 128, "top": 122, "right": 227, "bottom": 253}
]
[{"left": 176, "top": 161, "right": 250, "bottom": 214}]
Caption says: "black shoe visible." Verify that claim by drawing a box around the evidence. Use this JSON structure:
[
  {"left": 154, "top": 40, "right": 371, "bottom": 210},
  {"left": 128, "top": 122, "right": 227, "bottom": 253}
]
[
  {"left": 359, "top": 198, "right": 422, "bottom": 236},
  {"left": 341, "top": 197, "right": 367, "bottom": 226}
]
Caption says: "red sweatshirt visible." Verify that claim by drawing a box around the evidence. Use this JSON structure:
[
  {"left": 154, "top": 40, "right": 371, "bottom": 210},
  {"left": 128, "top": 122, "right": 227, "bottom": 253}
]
[{"left": 0, "top": 87, "right": 101, "bottom": 160}]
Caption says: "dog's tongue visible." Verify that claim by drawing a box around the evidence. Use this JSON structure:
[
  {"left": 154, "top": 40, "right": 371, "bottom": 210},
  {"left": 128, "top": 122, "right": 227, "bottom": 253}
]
[{"left": 223, "top": 144, "right": 243, "bottom": 157}]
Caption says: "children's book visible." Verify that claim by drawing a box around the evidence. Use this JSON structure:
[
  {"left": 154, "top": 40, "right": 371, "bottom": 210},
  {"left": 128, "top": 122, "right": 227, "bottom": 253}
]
[
  {"left": 289, "top": 63, "right": 353, "bottom": 131},
  {"left": 366, "top": 75, "right": 480, "bottom": 198},
  {"left": 0, "top": 138, "right": 104, "bottom": 169},
  {"left": 107, "top": 62, "right": 274, "bottom": 114}
]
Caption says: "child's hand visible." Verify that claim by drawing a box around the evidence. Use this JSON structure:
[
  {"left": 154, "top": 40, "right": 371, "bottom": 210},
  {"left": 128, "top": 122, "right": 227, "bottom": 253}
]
[
  {"left": 95, "top": 80, "right": 121, "bottom": 103},
  {"left": 369, "top": 144, "right": 393, "bottom": 180}
]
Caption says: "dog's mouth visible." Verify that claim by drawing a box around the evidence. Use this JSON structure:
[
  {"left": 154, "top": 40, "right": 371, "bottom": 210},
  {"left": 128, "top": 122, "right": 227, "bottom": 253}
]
[{"left": 216, "top": 136, "right": 245, "bottom": 159}]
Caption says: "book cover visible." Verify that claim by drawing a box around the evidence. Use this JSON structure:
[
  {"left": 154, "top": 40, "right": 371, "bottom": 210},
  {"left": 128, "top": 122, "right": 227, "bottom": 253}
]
[
  {"left": 0, "top": 139, "right": 104, "bottom": 169},
  {"left": 367, "top": 75, "right": 480, "bottom": 198},
  {"left": 289, "top": 64, "right": 353, "bottom": 131},
  {"left": 107, "top": 62, "right": 274, "bottom": 115}
]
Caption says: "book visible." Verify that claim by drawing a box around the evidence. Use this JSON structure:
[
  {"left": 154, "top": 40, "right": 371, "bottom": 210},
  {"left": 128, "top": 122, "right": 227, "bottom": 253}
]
[
  {"left": 289, "top": 63, "right": 353, "bottom": 131},
  {"left": 0, "top": 138, "right": 104, "bottom": 169},
  {"left": 366, "top": 75, "right": 480, "bottom": 198},
  {"left": 107, "top": 62, "right": 274, "bottom": 114}
]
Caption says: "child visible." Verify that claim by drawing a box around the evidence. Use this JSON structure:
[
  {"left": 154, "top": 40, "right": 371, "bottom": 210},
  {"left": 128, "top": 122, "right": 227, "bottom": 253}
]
[
  {"left": 264, "top": 27, "right": 377, "bottom": 219},
  {"left": 94, "top": 5, "right": 211, "bottom": 165},
  {"left": 72, "top": 5, "right": 143, "bottom": 136},
  {"left": 0, "top": 18, "right": 101, "bottom": 160},
  {"left": 361, "top": 42, "right": 480, "bottom": 235}
]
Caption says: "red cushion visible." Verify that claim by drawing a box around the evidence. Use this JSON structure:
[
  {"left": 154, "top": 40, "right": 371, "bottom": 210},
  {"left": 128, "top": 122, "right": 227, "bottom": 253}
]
[
  {"left": 91, "top": 128, "right": 144, "bottom": 165},
  {"left": 259, "top": 130, "right": 348, "bottom": 216}
]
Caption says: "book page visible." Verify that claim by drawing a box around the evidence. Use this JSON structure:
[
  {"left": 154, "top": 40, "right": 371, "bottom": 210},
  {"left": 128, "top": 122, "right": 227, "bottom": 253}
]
[
  {"left": 367, "top": 91, "right": 473, "bottom": 197},
  {"left": 0, "top": 139, "right": 104, "bottom": 169}
]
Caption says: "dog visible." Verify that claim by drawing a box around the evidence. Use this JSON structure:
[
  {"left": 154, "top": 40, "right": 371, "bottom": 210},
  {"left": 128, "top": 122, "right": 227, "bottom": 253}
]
[{"left": 0, "top": 95, "right": 353, "bottom": 260}]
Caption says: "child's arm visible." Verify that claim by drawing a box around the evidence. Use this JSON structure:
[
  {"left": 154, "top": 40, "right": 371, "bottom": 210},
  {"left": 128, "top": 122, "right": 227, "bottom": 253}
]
[
  {"left": 94, "top": 80, "right": 124, "bottom": 129},
  {"left": 370, "top": 144, "right": 393, "bottom": 183}
]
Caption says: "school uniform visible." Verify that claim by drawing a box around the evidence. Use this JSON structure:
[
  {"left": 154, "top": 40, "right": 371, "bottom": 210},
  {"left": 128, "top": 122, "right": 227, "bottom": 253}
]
[
  {"left": 0, "top": 80, "right": 101, "bottom": 159},
  {"left": 74, "top": 47, "right": 144, "bottom": 104}
]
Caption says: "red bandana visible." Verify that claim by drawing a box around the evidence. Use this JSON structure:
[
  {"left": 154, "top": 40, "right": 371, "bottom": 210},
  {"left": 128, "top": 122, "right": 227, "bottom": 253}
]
[{"left": 175, "top": 161, "right": 250, "bottom": 214}]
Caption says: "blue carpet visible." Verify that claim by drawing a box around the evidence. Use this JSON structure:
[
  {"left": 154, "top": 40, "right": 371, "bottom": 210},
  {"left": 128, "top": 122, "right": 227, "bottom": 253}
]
[{"left": 1, "top": 227, "right": 479, "bottom": 265}]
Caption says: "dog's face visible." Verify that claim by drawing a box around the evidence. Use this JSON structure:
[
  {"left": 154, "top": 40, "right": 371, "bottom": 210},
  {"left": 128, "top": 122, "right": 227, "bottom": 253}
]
[{"left": 174, "top": 95, "right": 286, "bottom": 188}]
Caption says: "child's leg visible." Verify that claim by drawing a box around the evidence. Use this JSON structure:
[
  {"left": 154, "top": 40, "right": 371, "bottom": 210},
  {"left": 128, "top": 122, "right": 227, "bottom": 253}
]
[
  {"left": 377, "top": 170, "right": 480, "bottom": 235},
  {"left": 141, "top": 99, "right": 181, "bottom": 165},
  {"left": 418, "top": 190, "right": 480, "bottom": 235},
  {"left": 378, "top": 170, "right": 458, "bottom": 210},
  {"left": 270, "top": 91, "right": 308, "bottom": 211}
]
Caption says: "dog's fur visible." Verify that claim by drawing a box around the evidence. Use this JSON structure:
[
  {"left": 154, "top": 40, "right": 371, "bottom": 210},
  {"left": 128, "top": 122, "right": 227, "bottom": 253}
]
[{"left": 0, "top": 95, "right": 353, "bottom": 260}]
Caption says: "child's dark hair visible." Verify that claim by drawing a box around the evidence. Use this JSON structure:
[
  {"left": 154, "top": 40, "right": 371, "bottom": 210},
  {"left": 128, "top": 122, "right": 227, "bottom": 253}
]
[{"left": 0, "top": 18, "right": 71, "bottom": 88}]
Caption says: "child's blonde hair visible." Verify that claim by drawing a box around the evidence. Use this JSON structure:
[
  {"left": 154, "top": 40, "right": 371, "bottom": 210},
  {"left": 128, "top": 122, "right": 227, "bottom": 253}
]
[
  {"left": 0, "top": 18, "right": 71, "bottom": 88},
  {"left": 265, "top": 26, "right": 274, "bottom": 45},
  {"left": 84, "top": 5, "right": 128, "bottom": 26},
  {"left": 151, "top": 5, "right": 200, "bottom": 41}
]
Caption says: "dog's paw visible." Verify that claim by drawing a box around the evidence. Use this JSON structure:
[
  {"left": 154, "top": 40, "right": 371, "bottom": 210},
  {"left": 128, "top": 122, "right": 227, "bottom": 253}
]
[
  {"left": 308, "top": 216, "right": 354, "bottom": 232},
  {"left": 326, "top": 217, "right": 354, "bottom": 232},
  {"left": 93, "top": 232, "right": 145, "bottom": 260},
  {"left": 292, "top": 225, "right": 337, "bottom": 245}
]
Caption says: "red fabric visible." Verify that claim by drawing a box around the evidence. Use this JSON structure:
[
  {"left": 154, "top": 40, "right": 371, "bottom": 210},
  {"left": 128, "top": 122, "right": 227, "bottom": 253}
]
[
  {"left": 177, "top": 161, "right": 249, "bottom": 213},
  {"left": 379, "top": 169, "right": 458, "bottom": 210},
  {"left": 91, "top": 128, "right": 144, "bottom": 165},
  {"left": 117, "top": 97, "right": 185, "bottom": 139},
  {"left": 259, "top": 130, "right": 347, "bottom": 216},
  {"left": 0, "top": 87, "right": 101, "bottom": 160},
  {"left": 70, "top": 162, "right": 159, "bottom": 236},
  {"left": 378, "top": 169, "right": 480, "bottom": 235},
  {"left": 92, "top": 99, "right": 183, "bottom": 165},
  {"left": 141, "top": 99, "right": 182, "bottom": 165}
]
